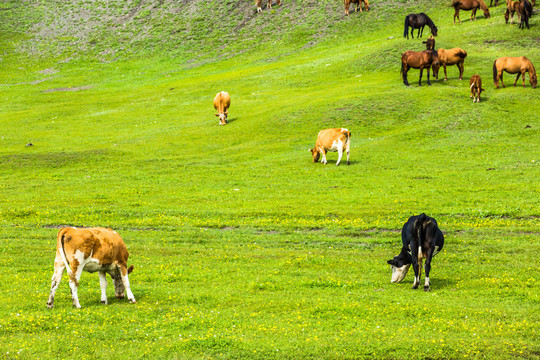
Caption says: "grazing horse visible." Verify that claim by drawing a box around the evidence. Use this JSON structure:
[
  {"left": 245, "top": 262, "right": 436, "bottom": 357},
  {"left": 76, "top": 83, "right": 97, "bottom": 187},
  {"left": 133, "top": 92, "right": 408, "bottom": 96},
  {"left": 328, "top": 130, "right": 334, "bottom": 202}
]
[
  {"left": 470, "top": 75, "right": 485, "bottom": 102},
  {"left": 451, "top": 0, "right": 491, "bottom": 23},
  {"left": 401, "top": 50, "right": 439, "bottom": 86},
  {"left": 432, "top": 48, "right": 468, "bottom": 81},
  {"left": 505, "top": 0, "right": 531, "bottom": 26},
  {"left": 422, "top": 35, "right": 436, "bottom": 50},
  {"left": 344, "top": 0, "right": 370, "bottom": 16},
  {"left": 403, "top": 13, "right": 438, "bottom": 39},
  {"left": 256, "top": 0, "right": 281, "bottom": 13},
  {"left": 517, "top": 0, "right": 533, "bottom": 29},
  {"left": 493, "top": 56, "right": 537, "bottom": 88},
  {"left": 387, "top": 214, "right": 444, "bottom": 291},
  {"left": 505, "top": 0, "right": 522, "bottom": 24}
]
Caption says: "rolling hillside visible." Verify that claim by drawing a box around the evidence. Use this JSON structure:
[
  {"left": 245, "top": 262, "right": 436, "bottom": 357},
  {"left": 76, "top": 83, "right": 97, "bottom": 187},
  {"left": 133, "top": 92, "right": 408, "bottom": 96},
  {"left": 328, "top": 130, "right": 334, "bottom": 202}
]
[{"left": 0, "top": 0, "right": 539, "bottom": 359}]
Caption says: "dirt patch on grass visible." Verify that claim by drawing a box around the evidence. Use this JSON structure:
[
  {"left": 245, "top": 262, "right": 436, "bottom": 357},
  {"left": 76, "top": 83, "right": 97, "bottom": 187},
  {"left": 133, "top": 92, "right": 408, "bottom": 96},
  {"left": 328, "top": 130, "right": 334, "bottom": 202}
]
[{"left": 43, "top": 85, "right": 92, "bottom": 93}]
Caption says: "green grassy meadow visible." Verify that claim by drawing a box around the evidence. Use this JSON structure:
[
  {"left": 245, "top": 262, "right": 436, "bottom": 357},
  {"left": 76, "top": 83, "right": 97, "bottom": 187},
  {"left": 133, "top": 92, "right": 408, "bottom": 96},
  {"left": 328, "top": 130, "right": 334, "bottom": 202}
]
[{"left": 1, "top": 0, "right": 539, "bottom": 358}]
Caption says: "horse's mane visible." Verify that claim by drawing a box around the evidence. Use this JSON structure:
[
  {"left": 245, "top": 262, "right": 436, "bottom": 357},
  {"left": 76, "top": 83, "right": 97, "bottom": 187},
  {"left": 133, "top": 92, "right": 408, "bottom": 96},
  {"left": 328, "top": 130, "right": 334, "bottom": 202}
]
[
  {"left": 420, "top": 12, "right": 436, "bottom": 28},
  {"left": 478, "top": 0, "right": 489, "bottom": 10}
]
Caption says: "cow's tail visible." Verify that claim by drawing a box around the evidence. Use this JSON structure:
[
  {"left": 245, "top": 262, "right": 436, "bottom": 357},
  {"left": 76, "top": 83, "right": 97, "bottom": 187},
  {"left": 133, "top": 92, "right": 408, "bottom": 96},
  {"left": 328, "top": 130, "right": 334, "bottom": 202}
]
[
  {"left": 58, "top": 228, "right": 73, "bottom": 278},
  {"left": 128, "top": 265, "right": 134, "bottom": 274},
  {"left": 403, "top": 16, "right": 409, "bottom": 38},
  {"left": 341, "top": 128, "right": 351, "bottom": 139}
]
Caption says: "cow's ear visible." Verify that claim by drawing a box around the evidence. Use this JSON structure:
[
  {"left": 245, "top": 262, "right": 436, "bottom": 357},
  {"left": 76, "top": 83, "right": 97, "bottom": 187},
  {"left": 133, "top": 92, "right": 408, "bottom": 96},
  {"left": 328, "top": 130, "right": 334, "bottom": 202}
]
[
  {"left": 215, "top": 113, "right": 219, "bottom": 116},
  {"left": 387, "top": 259, "right": 396, "bottom": 265},
  {"left": 308, "top": 148, "right": 312, "bottom": 152}
]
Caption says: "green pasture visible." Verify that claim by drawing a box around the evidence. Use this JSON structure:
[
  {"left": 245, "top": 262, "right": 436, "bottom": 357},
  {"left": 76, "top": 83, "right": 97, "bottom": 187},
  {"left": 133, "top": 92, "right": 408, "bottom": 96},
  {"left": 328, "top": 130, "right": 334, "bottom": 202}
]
[{"left": 1, "top": 0, "right": 539, "bottom": 358}]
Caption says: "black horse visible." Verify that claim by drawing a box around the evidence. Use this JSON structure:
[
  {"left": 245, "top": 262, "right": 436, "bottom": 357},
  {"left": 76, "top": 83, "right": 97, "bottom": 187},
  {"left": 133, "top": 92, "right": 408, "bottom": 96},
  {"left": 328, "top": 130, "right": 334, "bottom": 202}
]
[{"left": 403, "top": 13, "right": 438, "bottom": 39}]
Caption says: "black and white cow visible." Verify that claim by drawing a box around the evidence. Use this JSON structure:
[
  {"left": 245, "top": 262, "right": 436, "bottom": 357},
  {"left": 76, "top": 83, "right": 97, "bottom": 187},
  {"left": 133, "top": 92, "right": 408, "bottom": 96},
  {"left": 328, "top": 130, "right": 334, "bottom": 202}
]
[{"left": 387, "top": 213, "right": 444, "bottom": 291}]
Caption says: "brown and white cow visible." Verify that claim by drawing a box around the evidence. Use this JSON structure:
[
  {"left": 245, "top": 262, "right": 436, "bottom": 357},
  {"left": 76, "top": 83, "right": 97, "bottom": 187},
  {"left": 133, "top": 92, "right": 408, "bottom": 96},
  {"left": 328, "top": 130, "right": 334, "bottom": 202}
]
[
  {"left": 309, "top": 128, "right": 351, "bottom": 166},
  {"left": 213, "top": 91, "right": 231, "bottom": 125},
  {"left": 256, "top": 0, "right": 282, "bottom": 13},
  {"left": 47, "top": 227, "right": 136, "bottom": 309},
  {"left": 469, "top": 74, "right": 485, "bottom": 103}
]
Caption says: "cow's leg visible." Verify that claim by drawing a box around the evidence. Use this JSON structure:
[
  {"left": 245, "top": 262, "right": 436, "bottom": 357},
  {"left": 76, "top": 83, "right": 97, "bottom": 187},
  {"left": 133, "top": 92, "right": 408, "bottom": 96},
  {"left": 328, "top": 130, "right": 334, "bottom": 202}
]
[
  {"left": 423, "top": 248, "right": 435, "bottom": 291},
  {"left": 320, "top": 148, "right": 327, "bottom": 164},
  {"left": 47, "top": 257, "right": 65, "bottom": 309},
  {"left": 69, "top": 264, "right": 85, "bottom": 309},
  {"left": 99, "top": 271, "right": 108, "bottom": 304},
  {"left": 336, "top": 147, "right": 343, "bottom": 166},
  {"left": 346, "top": 141, "right": 350, "bottom": 165},
  {"left": 410, "top": 244, "right": 420, "bottom": 289},
  {"left": 119, "top": 265, "right": 136, "bottom": 303}
]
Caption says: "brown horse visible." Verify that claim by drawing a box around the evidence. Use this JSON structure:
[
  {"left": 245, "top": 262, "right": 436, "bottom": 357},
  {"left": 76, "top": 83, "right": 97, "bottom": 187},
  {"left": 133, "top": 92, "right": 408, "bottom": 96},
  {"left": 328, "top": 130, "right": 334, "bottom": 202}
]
[
  {"left": 493, "top": 56, "right": 537, "bottom": 88},
  {"left": 505, "top": 0, "right": 522, "bottom": 24},
  {"left": 344, "top": 0, "right": 370, "bottom": 16},
  {"left": 505, "top": 0, "right": 531, "bottom": 26},
  {"left": 432, "top": 48, "right": 468, "bottom": 81},
  {"left": 451, "top": 0, "right": 491, "bottom": 23},
  {"left": 401, "top": 50, "right": 439, "bottom": 86},
  {"left": 256, "top": 0, "right": 281, "bottom": 13},
  {"left": 470, "top": 75, "right": 485, "bottom": 102},
  {"left": 422, "top": 35, "right": 436, "bottom": 50}
]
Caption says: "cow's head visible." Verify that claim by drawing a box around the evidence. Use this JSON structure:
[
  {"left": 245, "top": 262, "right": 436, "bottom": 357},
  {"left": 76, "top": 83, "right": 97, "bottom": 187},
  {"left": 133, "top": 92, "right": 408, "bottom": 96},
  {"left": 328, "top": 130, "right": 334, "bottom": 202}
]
[
  {"left": 387, "top": 250, "right": 412, "bottom": 283},
  {"left": 308, "top": 148, "right": 320, "bottom": 163},
  {"left": 216, "top": 111, "right": 228, "bottom": 125}
]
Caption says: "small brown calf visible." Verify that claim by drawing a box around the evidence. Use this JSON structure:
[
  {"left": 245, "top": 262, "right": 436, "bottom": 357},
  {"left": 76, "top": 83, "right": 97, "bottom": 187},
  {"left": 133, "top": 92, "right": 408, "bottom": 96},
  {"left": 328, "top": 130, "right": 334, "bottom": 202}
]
[{"left": 469, "top": 75, "right": 485, "bottom": 103}]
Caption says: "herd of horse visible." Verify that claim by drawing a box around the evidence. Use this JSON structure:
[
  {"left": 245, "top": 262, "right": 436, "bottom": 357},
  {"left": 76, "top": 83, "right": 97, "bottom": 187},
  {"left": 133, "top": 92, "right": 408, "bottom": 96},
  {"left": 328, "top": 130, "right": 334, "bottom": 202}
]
[{"left": 401, "top": 2, "right": 537, "bottom": 95}]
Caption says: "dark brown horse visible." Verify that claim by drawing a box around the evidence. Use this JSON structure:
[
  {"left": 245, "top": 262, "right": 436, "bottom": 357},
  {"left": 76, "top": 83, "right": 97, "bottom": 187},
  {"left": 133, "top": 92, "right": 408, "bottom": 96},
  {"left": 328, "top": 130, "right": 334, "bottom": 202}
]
[
  {"left": 493, "top": 56, "right": 537, "bottom": 88},
  {"left": 401, "top": 50, "right": 440, "bottom": 86},
  {"left": 451, "top": 0, "right": 491, "bottom": 23},
  {"left": 403, "top": 13, "right": 438, "bottom": 39},
  {"left": 344, "top": 0, "right": 370, "bottom": 16}
]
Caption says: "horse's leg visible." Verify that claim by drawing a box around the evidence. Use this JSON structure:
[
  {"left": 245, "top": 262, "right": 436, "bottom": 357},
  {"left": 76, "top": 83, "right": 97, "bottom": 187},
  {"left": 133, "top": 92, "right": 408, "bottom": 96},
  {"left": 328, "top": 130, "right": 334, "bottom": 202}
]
[
  {"left": 513, "top": 73, "right": 521, "bottom": 87},
  {"left": 500, "top": 71, "right": 505, "bottom": 88},
  {"left": 454, "top": 8, "right": 459, "bottom": 24},
  {"left": 444, "top": 65, "right": 448, "bottom": 81},
  {"left": 419, "top": 67, "right": 424, "bottom": 86},
  {"left": 419, "top": 25, "right": 424, "bottom": 38},
  {"left": 471, "top": 8, "right": 476, "bottom": 21},
  {"left": 458, "top": 61, "right": 464, "bottom": 80},
  {"left": 403, "top": 64, "right": 410, "bottom": 86},
  {"left": 427, "top": 66, "right": 432, "bottom": 86}
]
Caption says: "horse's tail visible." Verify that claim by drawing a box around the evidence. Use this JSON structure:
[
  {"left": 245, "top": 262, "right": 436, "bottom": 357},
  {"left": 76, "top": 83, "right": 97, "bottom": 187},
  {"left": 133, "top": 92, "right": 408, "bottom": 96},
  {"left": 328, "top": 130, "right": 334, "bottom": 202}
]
[
  {"left": 458, "top": 49, "right": 468, "bottom": 59},
  {"left": 470, "top": 81, "right": 476, "bottom": 89},
  {"left": 404, "top": 16, "right": 409, "bottom": 38},
  {"left": 450, "top": 0, "right": 460, "bottom": 7},
  {"left": 492, "top": 59, "right": 498, "bottom": 84}
]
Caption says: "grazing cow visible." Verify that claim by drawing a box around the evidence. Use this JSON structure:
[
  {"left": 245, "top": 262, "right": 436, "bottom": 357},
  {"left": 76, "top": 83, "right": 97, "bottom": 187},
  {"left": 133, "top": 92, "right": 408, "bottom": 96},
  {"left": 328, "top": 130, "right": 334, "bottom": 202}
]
[
  {"left": 309, "top": 128, "right": 351, "bottom": 166},
  {"left": 470, "top": 74, "right": 485, "bottom": 102},
  {"left": 213, "top": 91, "right": 231, "bottom": 125},
  {"left": 256, "top": 0, "right": 281, "bottom": 13},
  {"left": 344, "top": 0, "right": 370, "bottom": 16},
  {"left": 387, "top": 214, "right": 444, "bottom": 291},
  {"left": 47, "top": 227, "right": 136, "bottom": 309}
]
